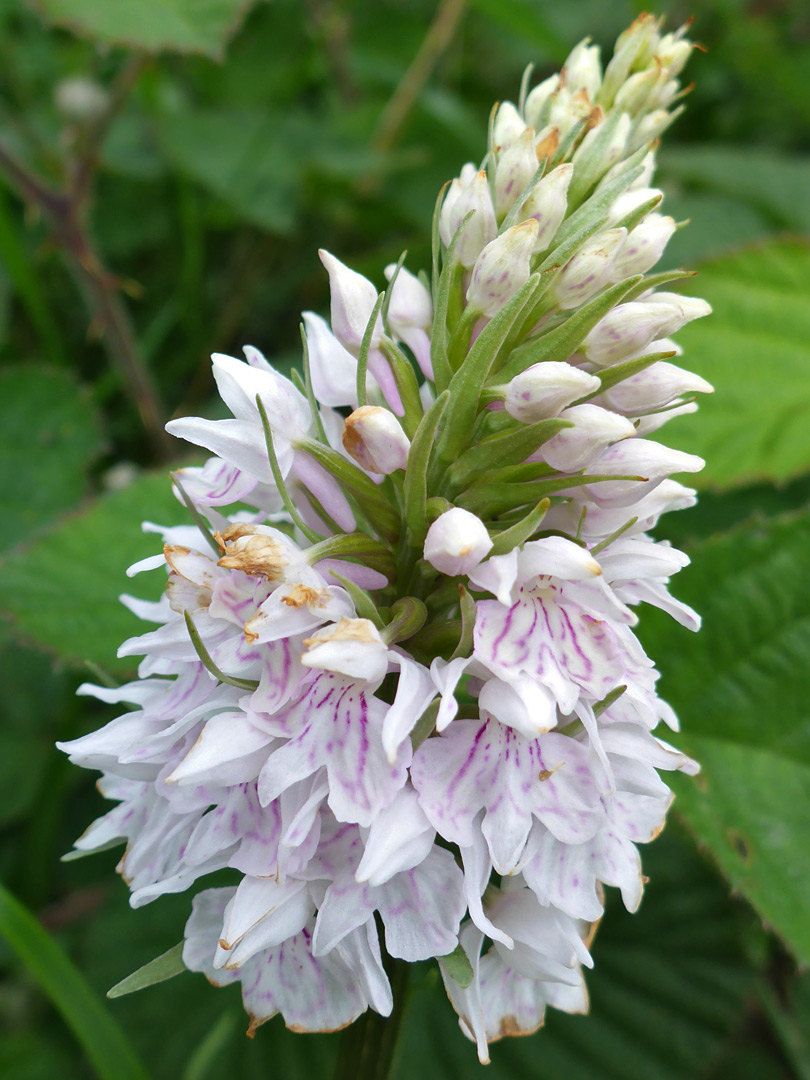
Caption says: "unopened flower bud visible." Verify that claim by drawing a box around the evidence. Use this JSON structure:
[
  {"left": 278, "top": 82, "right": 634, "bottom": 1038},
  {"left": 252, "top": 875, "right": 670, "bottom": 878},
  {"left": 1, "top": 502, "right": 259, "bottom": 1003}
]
[
  {"left": 630, "top": 109, "right": 675, "bottom": 152},
  {"left": 562, "top": 40, "right": 602, "bottom": 102},
  {"left": 582, "top": 294, "right": 712, "bottom": 366},
  {"left": 521, "top": 163, "right": 572, "bottom": 251},
  {"left": 554, "top": 227, "right": 626, "bottom": 310},
  {"left": 504, "top": 361, "right": 601, "bottom": 423},
  {"left": 523, "top": 74, "right": 559, "bottom": 129},
  {"left": 302, "top": 617, "right": 389, "bottom": 683},
  {"left": 584, "top": 438, "right": 704, "bottom": 508},
  {"left": 302, "top": 311, "right": 358, "bottom": 408},
  {"left": 571, "top": 111, "right": 632, "bottom": 185},
  {"left": 541, "top": 403, "right": 635, "bottom": 472},
  {"left": 613, "top": 69, "right": 663, "bottom": 115},
  {"left": 383, "top": 264, "right": 432, "bottom": 329},
  {"left": 494, "top": 127, "right": 538, "bottom": 219},
  {"left": 467, "top": 219, "right": 539, "bottom": 318},
  {"left": 423, "top": 508, "right": 492, "bottom": 577},
  {"left": 548, "top": 85, "right": 593, "bottom": 135},
  {"left": 655, "top": 32, "right": 693, "bottom": 77},
  {"left": 492, "top": 101, "right": 527, "bottom": 150},
  {"left": 596, "top": 360, "right": 713, "bottom": 415},
  {"left": 384, "top": 264, "right": 434, "bottom": 377},
  {"left": 439, "top": 165, "right": 498, "bottom": 269},
  {"left": 607, "top": 187, "right": 663, "bottom": 226},
  {"left": 319, "top": 250, "right": 381, "bottom": 354},
  {"left": 613, "top": 214, "right": 676, "bottom": 277},
  {"left": 601, "top": 14, "right": 658, "bottom": 105},
  {"left": 342, "top": 406, "right": 410, "bottom": 475}
]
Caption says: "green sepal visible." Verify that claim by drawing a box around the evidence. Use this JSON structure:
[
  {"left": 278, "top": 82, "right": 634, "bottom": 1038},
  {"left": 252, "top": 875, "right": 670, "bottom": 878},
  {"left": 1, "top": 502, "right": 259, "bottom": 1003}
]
[
  {"left": 549, "top": 115, "right": 590, "bottom": 169},
  {"left": 590, "top": 518, "right": 637, "bottom": 555},
  {"left": 170, "top": 472, "right": 220, "bottom": 556},
  {"left": 430, "top": 211, "right": 475, "bottom": 393},
  {"left": 566, "top": 109, "right": 632, "bottom": 208},
  {"left": 107, "top": 944, "right": 185, "bottom": 1000},
  {"left": 382, "top": 596, "right": 428, "bottom": 645},
  {"left": 307, "top": 533, "right": 397, "bottom": 580},
  {"left": 438, "top": 942, "right": 474, "bottom": 989},
  {"left": 426, "top": 496, "right": 454, "bottom": 522},
  {"left": 457, "top": 471, "right": 644, "bottom": 517},
  {"left": 297, "top": 326, "right": 329, "bottom": 444},
  {"left": 449, "top": 585, "right": 477, "bottom": 661},
  {"left": 296, "top": 438, "right": 401, "bottom": 540},
  {"left": 256, "top": 396, "right": 323, "bottom": 544},
  {"left": 577, "top": 349, "right": 676, "bottom": 400},
  {"left": 184, "top": 611, "right": 260, "bottom": 691},
  {"left": 619, "top": 268, "right": 697, "bottom": 303},
  {"left": 496, "top": 275, "right": 643, "bottom": 383},
  {"left": 356, "top": 291, "right": 386, "bottom": 409},
  {"left": 430, "top": 181, "right": 449, "bottom": 308},
  {"left": 488, "top": 498, "right": 551, "bottom": 556},
  {"left": 410, "top": 699, "right": 440, "bottom": 751},
  {"left": 447, "top": 416, "right": 573, "bottom": 490},
  {"left": 329, "top": 572, "right": 386, "bottom": 630},
  {"left": 594, "top": 683, "right": 627, "bottom": 717},
  {"left": 382, "top": 251, "right": 407, "bottom": 333},
  {"left": 434, "top": 273, "right": 547, "bottom": 474},
  {"left": 403, "top": 390, "right": 451, "bottom": 544},
  {"left": 380, "top": 338, "right": 424, "bottom": 438}
]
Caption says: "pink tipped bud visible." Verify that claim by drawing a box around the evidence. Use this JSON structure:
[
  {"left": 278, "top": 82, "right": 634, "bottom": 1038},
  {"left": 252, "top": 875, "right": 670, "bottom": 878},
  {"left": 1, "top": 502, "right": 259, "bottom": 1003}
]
[
  {"left": 613, "top": 214, "right": 676, "bottom": 277},
  {"left": 522, "top": 163, "right": 572, "bottom": 251},
  {"left": 342, "top": 406, "right": 410, "bottom": 475},
  {"left": 554, "top": 227, "right": 626, "bottom": 310},
  {"left": 541, "top": 403, "right": 635, "bottom": 472},
  {"left": 467, "top": 219, "right": 539, "bottom": 318},
  {"left": 582, "top": 293, "right": 712, "bottom": 367},
  {"left": 318, "top": 249, "right": 381, "bottom": 354},
  {"left": 439, "top": 165, "right": 498, "bottom": 269},
  {"left": 424, "top": 508, "right": 493, "bottom": 577},
  {"left": 504, "top": 361, "right": 601, "bottom": 423}
]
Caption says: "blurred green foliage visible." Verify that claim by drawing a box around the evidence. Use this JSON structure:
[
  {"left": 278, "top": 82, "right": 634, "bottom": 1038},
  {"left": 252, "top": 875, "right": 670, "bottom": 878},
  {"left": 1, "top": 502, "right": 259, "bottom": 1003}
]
[{"left": 1, "top": 0, "right": 810, "bottom": 1076}]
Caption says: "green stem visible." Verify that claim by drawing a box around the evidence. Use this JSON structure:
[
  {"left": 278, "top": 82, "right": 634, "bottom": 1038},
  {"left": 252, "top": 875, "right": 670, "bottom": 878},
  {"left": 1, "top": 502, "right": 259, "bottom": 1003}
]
[{"left": 332, "top": 957, "right": 410, "bottom": 1080}]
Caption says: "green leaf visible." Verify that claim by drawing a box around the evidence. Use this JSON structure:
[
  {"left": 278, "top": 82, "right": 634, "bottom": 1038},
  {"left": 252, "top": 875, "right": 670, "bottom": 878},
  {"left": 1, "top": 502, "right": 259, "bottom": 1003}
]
[
  {"left": 0, "top": 881, "right": 150, "bottom": 1080},
  {"left": 0, "top": 366, "right": 102, "bottom": 554},
  {"left": 32, "top": 0, "right": 261, "bottom": 59},
  {"left": 662, "top": 146, "right": 810, "bottom": 234},
  {"left": 156, "top": 109, "right": 301, "bottom": 232},
  {"left": 641, "top": 508, "right": 810, "bottom": 965},
  {"left": 107, "top": 943, "right": 186, "bottom": 999},
  {"left": 663, "top": 238, "right": 810, "bottom": 489},
  {"left": 0, "top": 470, "right": 187, "bottom": 673}
]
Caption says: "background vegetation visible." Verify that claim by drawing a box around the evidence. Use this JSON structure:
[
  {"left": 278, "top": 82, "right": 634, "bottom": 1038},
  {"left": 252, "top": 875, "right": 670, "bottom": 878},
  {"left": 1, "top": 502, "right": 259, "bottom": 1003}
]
[{"left": 1, "top": 0, "right": 810, "bottom": 1076}]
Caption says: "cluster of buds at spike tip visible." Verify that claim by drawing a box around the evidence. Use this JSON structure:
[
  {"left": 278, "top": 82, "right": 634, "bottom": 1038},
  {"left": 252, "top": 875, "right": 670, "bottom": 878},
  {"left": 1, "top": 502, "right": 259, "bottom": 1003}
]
[{"left": 60, "top": 14, "right": 712, "bottom": 1064}]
